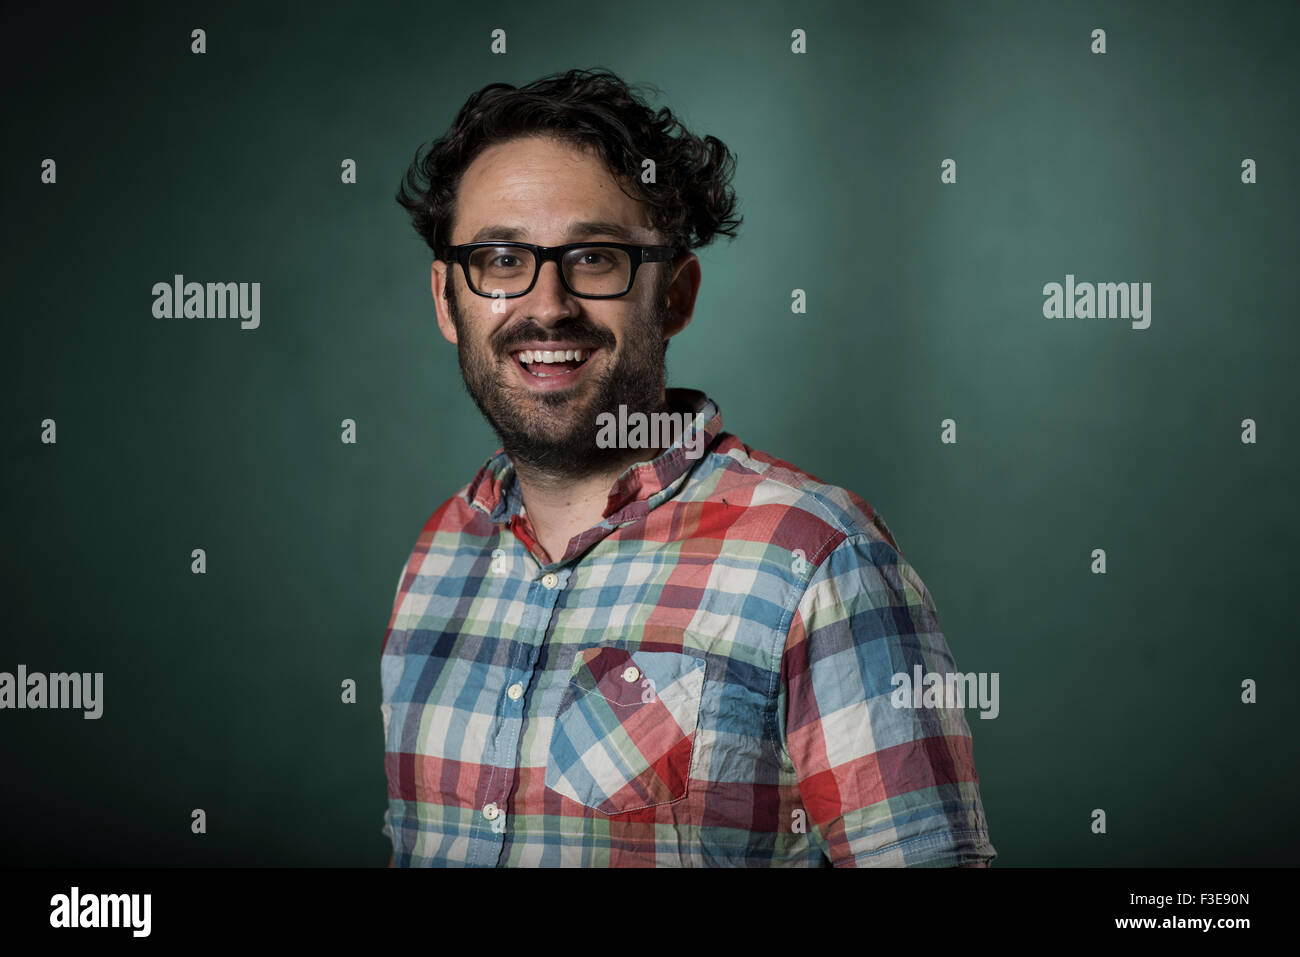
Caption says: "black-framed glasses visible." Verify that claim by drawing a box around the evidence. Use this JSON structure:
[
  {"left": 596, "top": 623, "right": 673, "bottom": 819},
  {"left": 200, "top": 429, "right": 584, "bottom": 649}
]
[{"left": 443, "top": 241, "right": 678, "bottom": 299}]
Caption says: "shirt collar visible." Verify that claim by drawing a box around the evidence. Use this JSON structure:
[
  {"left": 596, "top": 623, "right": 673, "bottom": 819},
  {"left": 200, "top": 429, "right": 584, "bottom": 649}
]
[{"left": 466, "top": 387, "right": 722, "bottom": 527}]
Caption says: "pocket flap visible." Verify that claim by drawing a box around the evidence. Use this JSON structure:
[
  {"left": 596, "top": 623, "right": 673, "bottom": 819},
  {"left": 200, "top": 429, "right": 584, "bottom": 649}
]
[{"left": 546, "top": 646, "right": 707, "bottom": 814}]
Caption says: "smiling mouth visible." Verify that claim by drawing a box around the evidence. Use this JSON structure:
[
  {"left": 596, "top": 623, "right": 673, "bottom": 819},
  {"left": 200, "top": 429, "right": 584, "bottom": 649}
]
[{"left": 511, "top": 347, "right": 595, "bottom": 378}]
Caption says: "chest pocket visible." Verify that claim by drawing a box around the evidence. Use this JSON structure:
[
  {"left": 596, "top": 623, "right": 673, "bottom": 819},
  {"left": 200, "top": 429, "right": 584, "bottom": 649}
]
[{"left": 545, "top": 645, "right": 706, "bottom": 815}]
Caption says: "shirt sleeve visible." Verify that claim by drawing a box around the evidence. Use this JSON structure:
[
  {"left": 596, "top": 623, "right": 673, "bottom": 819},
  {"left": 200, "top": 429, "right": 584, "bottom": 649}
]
[
  {"left": 779, "top": 527, "right": 997, "bottom": 867},
  {"left": 380, "top": 558, "right": 407, "bottom": 852}
]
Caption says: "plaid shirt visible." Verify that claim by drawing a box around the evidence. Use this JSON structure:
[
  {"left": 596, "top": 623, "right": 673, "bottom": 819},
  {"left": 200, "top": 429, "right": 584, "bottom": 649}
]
[{"left": 380, "top": 387, "right": 996, "bottom": 866}]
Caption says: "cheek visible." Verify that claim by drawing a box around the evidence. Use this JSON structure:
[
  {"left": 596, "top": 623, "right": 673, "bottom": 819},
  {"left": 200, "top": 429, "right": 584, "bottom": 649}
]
[{"left": 450, "top": 298, "right": 507, "bottom": 352}]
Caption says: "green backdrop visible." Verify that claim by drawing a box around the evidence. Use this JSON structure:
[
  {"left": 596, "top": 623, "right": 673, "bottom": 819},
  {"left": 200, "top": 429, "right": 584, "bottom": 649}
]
[{"left": 2, "top": 0, "right": 1296, "bottom": 865}]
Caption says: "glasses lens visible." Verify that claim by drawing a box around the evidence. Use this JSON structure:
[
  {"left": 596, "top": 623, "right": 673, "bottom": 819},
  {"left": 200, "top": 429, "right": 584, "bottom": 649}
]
[
  {"left": 563, "top": 246, "right": 632, "bottom": 296},
  {"left": 465, "top": 245, "right": 634, "bottom": 297},
  {"left": 467, "top": 245, "right": 536, "bottom": 297}
]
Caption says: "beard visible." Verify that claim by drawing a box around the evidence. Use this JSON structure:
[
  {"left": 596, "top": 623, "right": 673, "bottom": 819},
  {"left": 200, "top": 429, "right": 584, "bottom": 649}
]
[{"left": 446, "top": 278, "right": 671, "bottom": 479}]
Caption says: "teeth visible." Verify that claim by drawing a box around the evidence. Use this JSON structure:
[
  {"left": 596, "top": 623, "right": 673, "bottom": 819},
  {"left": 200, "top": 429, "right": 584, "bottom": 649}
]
[{"left": 518, "top": 349, "right": 589, "bottom": 365}]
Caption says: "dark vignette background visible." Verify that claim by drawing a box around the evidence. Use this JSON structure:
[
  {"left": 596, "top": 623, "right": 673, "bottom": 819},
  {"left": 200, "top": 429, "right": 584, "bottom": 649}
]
[{"left": 1, "top": 0, "right": 1296, "bottom": 866}]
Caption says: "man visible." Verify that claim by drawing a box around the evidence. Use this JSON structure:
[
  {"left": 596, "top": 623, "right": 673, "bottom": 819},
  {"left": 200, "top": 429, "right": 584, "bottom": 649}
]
[{"left": 382, "top": 68, "right": 996, "bottom": 866}]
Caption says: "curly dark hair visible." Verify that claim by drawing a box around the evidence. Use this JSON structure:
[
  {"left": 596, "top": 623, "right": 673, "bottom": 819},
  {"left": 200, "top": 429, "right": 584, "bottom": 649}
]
[{"left": 395, "top": 67, "right": 742, "bottom": 260}]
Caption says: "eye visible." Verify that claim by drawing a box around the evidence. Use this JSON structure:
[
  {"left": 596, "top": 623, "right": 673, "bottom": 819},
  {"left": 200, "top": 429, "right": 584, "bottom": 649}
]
[{"left": 571, "top": 249, "right": 619, "bottom": 269}]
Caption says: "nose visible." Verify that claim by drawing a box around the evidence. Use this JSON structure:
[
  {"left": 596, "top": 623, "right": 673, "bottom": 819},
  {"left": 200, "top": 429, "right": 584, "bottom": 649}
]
[{"left": 523, "top": 258, "right": 578, "bottom": 322}]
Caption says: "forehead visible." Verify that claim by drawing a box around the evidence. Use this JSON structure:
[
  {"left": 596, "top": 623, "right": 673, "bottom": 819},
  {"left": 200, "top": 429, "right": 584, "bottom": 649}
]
[{"left": 453, "top": 134, "right": 654, "bottom": 243}]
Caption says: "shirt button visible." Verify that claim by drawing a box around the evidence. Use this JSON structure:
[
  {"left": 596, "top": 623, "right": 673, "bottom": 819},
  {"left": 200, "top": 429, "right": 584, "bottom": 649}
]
[
  {"left": 622, "top": 666, "right": 640, "bottom": 683},
  {"left": 507, "top": 682, "right": 523, "bottom": 700},
  {"left": 483, "top": 803, "right": 500, "bottom": 821},
  {"left": 541, "top": 572, "right": 559, "bottom": 589}
]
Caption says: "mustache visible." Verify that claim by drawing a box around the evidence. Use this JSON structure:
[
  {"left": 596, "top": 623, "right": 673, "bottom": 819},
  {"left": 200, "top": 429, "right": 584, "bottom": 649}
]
[{"left": 492, "top": 320, "right": 616, "bottom": 354}]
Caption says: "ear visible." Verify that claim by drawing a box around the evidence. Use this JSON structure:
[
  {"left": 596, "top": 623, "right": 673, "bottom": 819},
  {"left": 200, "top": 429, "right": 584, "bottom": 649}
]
[
  {"left": 662, "top": 251, "right": 701, "bottom": 341},
  {"left": 431, "top": 259, "right": 458, "bottom": 345}
]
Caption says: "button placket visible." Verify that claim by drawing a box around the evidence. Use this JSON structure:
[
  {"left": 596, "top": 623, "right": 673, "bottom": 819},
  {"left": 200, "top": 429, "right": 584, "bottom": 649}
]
[{"left": 482, "top": 566, "right": 571, "bottom": 863}]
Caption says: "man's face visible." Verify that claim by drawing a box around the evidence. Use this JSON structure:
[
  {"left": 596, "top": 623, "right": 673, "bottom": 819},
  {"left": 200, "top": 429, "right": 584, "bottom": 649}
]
[{"left": 432, "top": 134, "right": 697, "bottom": 477}]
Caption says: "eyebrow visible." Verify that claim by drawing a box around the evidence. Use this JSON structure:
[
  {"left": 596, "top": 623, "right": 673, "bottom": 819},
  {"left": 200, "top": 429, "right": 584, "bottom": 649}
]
[{"left": 466, "top": 221, "right": 648, "bottom": 245}]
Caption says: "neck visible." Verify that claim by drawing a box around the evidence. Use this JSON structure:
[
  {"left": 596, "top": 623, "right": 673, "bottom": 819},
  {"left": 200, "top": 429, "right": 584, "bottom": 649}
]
[
  {"left": 509, "top": 392, "right": 675, "bottom": 563},
  {"left": 512, "top": 444, "right": 666, "bottom": 564}
]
